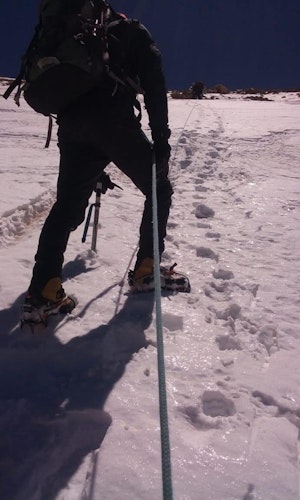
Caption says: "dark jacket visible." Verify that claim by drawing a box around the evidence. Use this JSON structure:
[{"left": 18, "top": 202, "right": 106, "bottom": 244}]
[
  {"left": 108, "top": 18, "right": 169, "bottom": 136},
  {"left": 59, "top": 16, "right": 169, "bottom": 140}
]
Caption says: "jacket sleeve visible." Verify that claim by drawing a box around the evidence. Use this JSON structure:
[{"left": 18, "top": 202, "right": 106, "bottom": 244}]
[{"left": 130, "top": 21, "right": 170, "bottom": 140}]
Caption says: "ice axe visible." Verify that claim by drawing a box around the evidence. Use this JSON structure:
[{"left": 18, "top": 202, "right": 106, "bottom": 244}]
[{"left": 82, "top": 172, "right": 122, "bottom": 252}]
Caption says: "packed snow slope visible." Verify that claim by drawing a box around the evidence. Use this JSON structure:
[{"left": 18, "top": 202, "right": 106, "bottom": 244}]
[{"left": 0, "top": 83, "right": 300, "bottom": 499}]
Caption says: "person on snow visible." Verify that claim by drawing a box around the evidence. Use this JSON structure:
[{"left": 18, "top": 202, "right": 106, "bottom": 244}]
[
  {"left": 22, "top": 0, "right": 188, "bottom": 323},
  {"left": 191, "top": 81, "right": 205, "bottom": 99}
]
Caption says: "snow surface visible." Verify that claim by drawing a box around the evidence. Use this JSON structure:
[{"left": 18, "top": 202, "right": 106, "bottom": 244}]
[{"left": 1, "top": 83, "right": 300, "bottom": 500}]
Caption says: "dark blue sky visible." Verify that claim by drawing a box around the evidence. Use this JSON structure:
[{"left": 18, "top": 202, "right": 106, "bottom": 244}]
[{"left": 1, "top": 0, "right": 299, "bottom": 90}]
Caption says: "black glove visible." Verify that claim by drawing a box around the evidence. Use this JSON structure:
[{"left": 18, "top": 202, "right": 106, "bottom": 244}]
[
  {"left": 152, "top": 128, "right": 171, "bottom": 178},
  {"left": 97, "top": 172, "right": 122, "bottom": 194}
]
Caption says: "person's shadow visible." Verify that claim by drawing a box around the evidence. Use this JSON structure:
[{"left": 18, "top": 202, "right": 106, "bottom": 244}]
[{"left": 0, "top": 285, "right": 155, "bottom": 499}]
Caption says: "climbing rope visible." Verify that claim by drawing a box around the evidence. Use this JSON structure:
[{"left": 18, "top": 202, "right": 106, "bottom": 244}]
[
  {"left": 152, "top": 99, "right": 198, "bottom": 498},
  {"left": 151, "top": 149, "right": 173, "bottom": 500},
  {"left": 169, "top": 99, "right": 198, "bottom": 176}
]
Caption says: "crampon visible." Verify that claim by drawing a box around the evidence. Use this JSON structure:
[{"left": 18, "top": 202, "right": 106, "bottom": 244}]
[
  {"left": 128, "top": 262, "right": 191, "bottom": 293},
  {"left": 21, "top": 294, "right": 77, "bottom": 330}
]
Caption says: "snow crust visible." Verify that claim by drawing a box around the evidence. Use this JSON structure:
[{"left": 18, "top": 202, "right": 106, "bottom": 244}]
[{"left": 1, "top": 83, "right": 300, "bottom": 499}]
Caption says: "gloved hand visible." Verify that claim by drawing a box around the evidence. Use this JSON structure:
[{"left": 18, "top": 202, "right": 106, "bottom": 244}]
[
  {"left": 152, "top": 128, "right": 171, "bottom": 178},
  {"left": 97, "top": 172, "right": 122, "bottom": 194}
]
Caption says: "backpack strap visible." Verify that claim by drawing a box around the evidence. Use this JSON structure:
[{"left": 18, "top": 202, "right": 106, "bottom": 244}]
[
  {"left": 3, "top": 19, "right": 42, "bottom": 104},
  {"left": 3, "top": 72, "right": 24, "bottom": 105},
  {"left": 45, "top": 115, "right": 54, "bottom": 148},
  {"left": 106, "top": 18, "right": 145, "bottom": 109}
]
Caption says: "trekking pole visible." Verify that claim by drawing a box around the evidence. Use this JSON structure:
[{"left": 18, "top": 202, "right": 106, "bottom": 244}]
[
  {"left": 91, "top": 180, "right": 102, "bottom": 252},
  {"left": 81, "top": 182, "right": 102, "bottom": 252},
  {"left": 81, "top": 173, "right": 122, "bottom": 251},
  {"left": 81, "top": 204, "right": 94, "bottom": 244}
]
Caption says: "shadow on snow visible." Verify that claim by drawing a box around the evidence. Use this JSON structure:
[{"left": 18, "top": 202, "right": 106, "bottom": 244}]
[{"left": 0, "top": 282, "right": 155, "bottom": 499}]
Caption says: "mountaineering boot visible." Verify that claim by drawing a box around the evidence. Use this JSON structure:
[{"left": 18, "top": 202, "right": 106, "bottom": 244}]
[
  {"left": 21, "top": 277, "right": 77, "bottom": 327},
  {"left": 129, "top": 257, "right": 155, "bottom": 291},
  {"left": 128, "top": 258, "right": 191, "bottom": 292}
]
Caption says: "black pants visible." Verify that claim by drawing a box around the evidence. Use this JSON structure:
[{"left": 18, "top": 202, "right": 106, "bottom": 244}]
[{"left": 29, "top": 91, "right": 173, "bottom": 294}]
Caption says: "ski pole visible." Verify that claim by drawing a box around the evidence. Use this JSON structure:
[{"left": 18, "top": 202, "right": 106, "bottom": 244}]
[{"left": 91, "top": 180, "right": 102, "bottom": 252}]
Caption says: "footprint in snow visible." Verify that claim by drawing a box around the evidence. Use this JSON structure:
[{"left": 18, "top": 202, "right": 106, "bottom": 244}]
[
  {"left": 197, "top": 222, "right": 212, "bottom": 229},
  {"left": 205, "top": 231, "right": 221, "bottom": 240},
  {"left": 162, "top": 312, "right": 184, "bottom": 332},
  {"left": 207, "top": 150, "right": 219, "bottom": 159},
  {"left": 196, "top": 246, "right": 219, "bottom": 261},
  {"left": 216, "top": 334, "right": 242, "bottom": 351},
  {"left": 210, "top": 280, "right": 229, "bottom": 293},
  {"left": 204, "top": 159, "right": 214, "bottom": 166},
  {"left": 214, "top": 303, "right": 242, "bottom": 321},
  {"left": 195, "top": 203, "right": 215, "bottom": 219},
  {"left": 180, "top": 159, "right": 192, "bottom": 169},
  {"left": 195, "top": 185, "right": 208, "bottom": 193},
  {"left": 213, "top": 268, "right": 235, "bottom": 280},
  {"left": 258, "top": 325, "right": 279, "bottom": 355},
  {"left": 201, "top": 390, "right": 236, "bottom": 417}
]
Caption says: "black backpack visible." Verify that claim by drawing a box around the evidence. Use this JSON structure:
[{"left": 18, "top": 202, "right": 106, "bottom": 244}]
[{"left": 3, "top": 0, "right": 141, "bottom": 117}]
